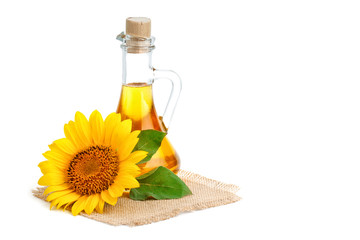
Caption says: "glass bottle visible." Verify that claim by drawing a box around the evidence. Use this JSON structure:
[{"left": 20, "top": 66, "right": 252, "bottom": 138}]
[{"left": 116, "top": 17, "right": 181, "bottom": 174}]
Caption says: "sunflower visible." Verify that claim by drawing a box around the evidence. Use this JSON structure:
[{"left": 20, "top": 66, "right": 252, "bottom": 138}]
[{"left": 38, "top": 110, "right": 147, "bottom": 215}]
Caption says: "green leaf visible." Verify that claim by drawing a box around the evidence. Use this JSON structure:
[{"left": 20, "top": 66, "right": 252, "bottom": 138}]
[
  {"left": 130, "top": 166, "right": 192, "bottom": 200},
  {"left": 133, "top": 130, "right": 166, "bottom": 164}
]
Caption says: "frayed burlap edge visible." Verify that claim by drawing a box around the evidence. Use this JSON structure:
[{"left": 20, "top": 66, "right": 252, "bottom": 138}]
[{"left": 33, "top": 170, "right": 241, "bottom": 226}]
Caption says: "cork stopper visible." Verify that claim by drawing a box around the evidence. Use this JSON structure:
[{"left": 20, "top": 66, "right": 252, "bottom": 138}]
[{"left": 126, "top": 17, "right": 151, "bottom": 38}]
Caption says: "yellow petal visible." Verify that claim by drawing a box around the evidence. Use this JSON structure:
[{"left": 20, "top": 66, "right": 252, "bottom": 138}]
[
  {"left": 64, "top": 121, "right": 86, "bottom": 149},
  {"left": 95, "top": 198, "right": 105, "bottom": 214},
  {"left": 42, "top": 151, "right": 69, "bottom": 170},
  {"left": 52, "top": 138, "right": 77, "bottom": 155},
  {"left": 64, "top": 121, "right": 77, "bottom": 147},
  {"left": 63, "top": 202, "right": 72, "bottom": 211},
  {"left": 110, "top": 119, "right": 132, "bottom": 147},
  {"left": 121, "top": 150, "right": 148, "bottom": 164},
  {"left": 118, "top": 119, "right": 132, "bottom": 139},
  {"left": 38, "top": 172, "right": 66, "bottom": 186},
  {"left": 118, "top": 163, "right": 141, "bottom": 176},
  {"left": 100, "top": 190, "right": 117, "bottom": 206},
  {"left": 83, "top": 195, "right": 93, "bottom": 215},
  {"left": 50, "top": 199, "right": 60, "bottom": 210},
  {"left": 46, "top": 189, "right": 74, "bottom": 202},
  {"left": 59, "top": 192, "right": 81, "bottom": 205},
  {"left": 44, "top": 183, "right": 71, "bottom": 195},
  {"left": 71, "top": 121, "right": 90, "bottom": 147},
  {"left": 89, "top": 110, "right": 104, "bottom": 145},
  {"left": 38, "top": 161, "right": 59, "bottom": 174},
  {"left": 108, "top": 182, "right": 125, "bottom": 198},
  {"left": 51, "top": 191, "right": 77, "bottom": 210},
  {"left": 84, "top": 194, "right": 100, "bottom": 215},
  {"left": 63, "top": 192, "right": 81, "bottom": 211},
  {"left": 118, "top": 130, "right": 140, "bottom": 160},
  {"left": 57, "top": 191, "right": 81, "bottom": 210},
  {"left": 71, "top": 195, "right": 88, "bottom": 216},
  {"left": 116, "top": 174, "right": 140, "bottom": 189},
  {"left": 104, "top": 112, "right": 120, "bottom": 124},
  {"left": 103, "top": 113, "right": 120, "bottom": 146},
  {"left": 74, "top": 111, "right": 92, "bottom": 145}
]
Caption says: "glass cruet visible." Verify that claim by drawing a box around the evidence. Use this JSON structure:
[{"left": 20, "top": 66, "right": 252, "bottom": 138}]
[{"left": 116, "top": 17, "right": 181, "bottom": 174}]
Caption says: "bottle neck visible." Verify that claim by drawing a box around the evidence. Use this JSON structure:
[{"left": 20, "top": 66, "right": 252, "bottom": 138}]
[
  {"left": 122, "top": 49, "right": 154, "bottom": 85},
  {"left": 118, "top": 33, "right": 156, "bottom": 86}
]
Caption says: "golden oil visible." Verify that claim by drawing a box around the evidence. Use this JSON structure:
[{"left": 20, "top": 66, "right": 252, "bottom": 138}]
[{"left": 116, "top": 82, "right": 180, "bottom": 174}]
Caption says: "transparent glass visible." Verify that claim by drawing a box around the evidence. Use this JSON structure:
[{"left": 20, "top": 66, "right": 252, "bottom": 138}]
[{"left": 116, "top": 33, "right": 182, "bottom": 174}]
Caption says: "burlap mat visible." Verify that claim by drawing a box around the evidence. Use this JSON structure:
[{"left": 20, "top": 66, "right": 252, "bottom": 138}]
[{"left": 33, "top": 170, "right": 240, "bottom": 226}]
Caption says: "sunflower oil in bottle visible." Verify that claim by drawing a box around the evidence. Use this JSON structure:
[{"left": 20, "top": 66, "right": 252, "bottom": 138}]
[
  {"left": 116, "top": 17, "right": 182, "bottom": 174},
  {"left": 116, "top": 83, "right": 179, "bottom": 173}
]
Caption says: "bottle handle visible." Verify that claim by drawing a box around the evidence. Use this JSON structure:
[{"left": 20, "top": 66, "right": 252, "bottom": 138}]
[{"left": 153, "top": 68, "right": 182, "bottom": 132}]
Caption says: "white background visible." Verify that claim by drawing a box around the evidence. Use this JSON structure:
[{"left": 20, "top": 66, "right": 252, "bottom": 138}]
[{"left": 1, "top": 0, "right": 359, "bottom": 239}]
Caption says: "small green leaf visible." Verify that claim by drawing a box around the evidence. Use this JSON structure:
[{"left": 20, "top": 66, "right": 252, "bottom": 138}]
[
  {"left": 133, "top": 130, "right": 166, "bottom": 164},
  {"left": 130, "top": 166, "right": 192, "bottom": 200}
]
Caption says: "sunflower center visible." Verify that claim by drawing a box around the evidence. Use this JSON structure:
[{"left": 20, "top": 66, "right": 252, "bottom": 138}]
[{"left": 67, "top": 145, "right": 119, "bottom": 195}]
